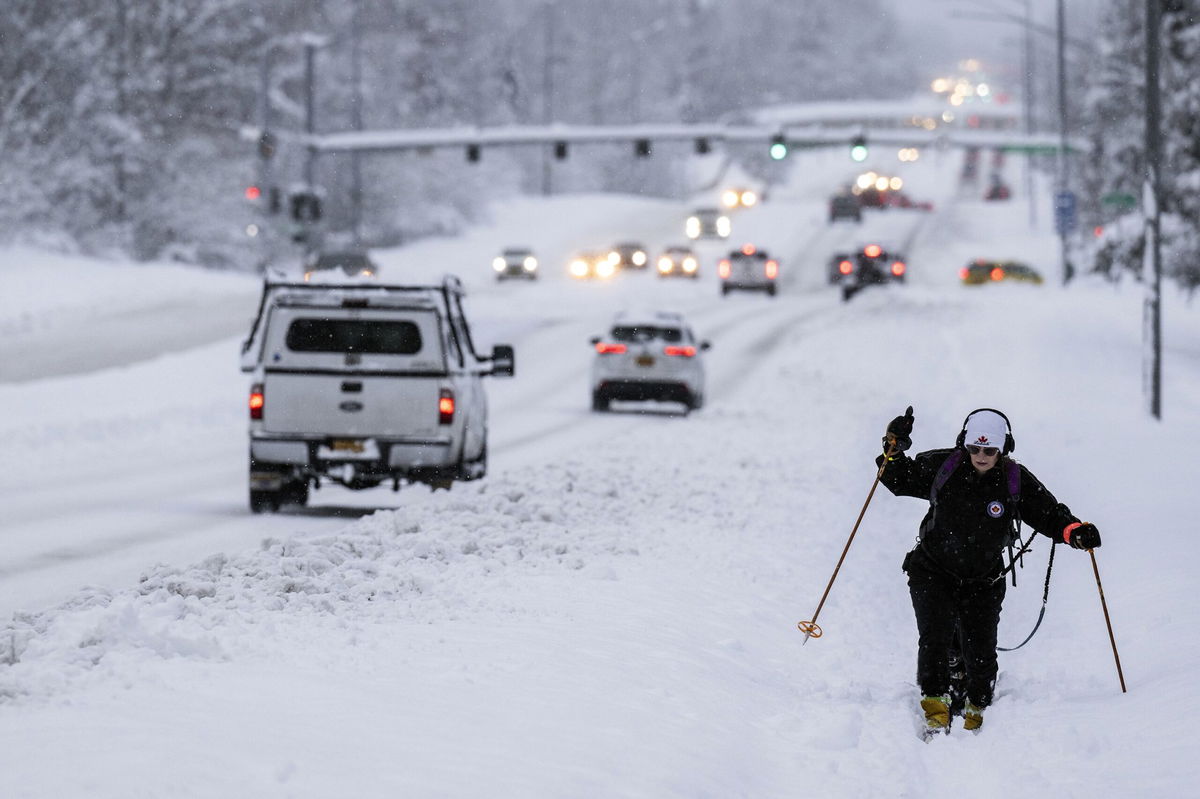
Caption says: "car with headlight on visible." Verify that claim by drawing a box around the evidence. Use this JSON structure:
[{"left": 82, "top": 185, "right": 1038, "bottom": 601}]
[
  {"left": 656, "top": 246, "right": 700, "bottom": 279},
  {"left": 568, "top": 250, "right": 618, "bottom": 280},
  {"left": 838, "top": 243, "right": 907, "bottom": 301},
  {"left": 960, "top": 259, "right": 1043, "bottom": 285},
  {"left": 718, "top": 244, "right": 778, "bottom": 296},
  {"left": 685, "top": 208, "right": 731, "bottom": 240},
  {"left": 303, "top": 250, "right": 378, "bottom": 282},
  {"left": 589, "top": 310, "right": 710, "bottom": 413},
  {"left": 609, "top": 242, "right": 649, "bottom": 270},
  {"left": 492, "top": 247, "right": 538, "bottom": 281},
  {"left": 721, "top": 187, "right": 759, "bottom": 209}
]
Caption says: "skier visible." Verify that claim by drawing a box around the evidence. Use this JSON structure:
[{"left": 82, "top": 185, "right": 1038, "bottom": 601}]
[{"left": 878, "top": 407, "right": 1101, "bottom": 736}]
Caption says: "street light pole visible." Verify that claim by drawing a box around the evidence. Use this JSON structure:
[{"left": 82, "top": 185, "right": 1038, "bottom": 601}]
[
  {"left": 1144, "top": 0, "right": 1163, "bottom": 419},
  {"left": 541, "top": 2, "right": 556, "bottom": 196},
  {"left": 1022, "top": 0, "right": 1037, "bottom": 229}
]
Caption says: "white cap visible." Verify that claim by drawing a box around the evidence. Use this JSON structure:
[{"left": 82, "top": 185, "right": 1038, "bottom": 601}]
[{"left": 963, "top": 410, "right": 1007, "bottom": 450}]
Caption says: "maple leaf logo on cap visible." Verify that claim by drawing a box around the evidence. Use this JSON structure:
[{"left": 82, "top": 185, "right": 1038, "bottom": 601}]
[{"left": 974, "top": 435, "right": 990, "bottom": 445}]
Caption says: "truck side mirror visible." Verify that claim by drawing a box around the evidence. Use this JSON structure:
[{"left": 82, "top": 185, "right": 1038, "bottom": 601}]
[{"left": 490, "top": 344, "right": 515, "bottom": 377}]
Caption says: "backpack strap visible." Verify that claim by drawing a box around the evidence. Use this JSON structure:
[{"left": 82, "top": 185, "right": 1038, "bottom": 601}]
[{"left": 929, "top": 449, "right": 964, "bottom": 505}]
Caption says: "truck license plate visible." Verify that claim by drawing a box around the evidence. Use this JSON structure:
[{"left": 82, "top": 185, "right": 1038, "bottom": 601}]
[{"left": 331, "top": 439, "right": 365, "bottom": 453}]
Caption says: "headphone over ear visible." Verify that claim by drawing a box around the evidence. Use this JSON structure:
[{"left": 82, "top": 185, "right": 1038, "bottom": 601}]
[{"left": 956, "top": 407, "right": 1015, "bottom": 454}]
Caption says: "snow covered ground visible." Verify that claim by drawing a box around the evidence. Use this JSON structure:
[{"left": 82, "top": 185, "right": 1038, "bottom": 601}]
[{"left": 2, "top": 148, "right": 1198, "bottom": 798}]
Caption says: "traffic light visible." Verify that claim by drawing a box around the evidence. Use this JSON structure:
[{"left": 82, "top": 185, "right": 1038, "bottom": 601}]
[
  {"left": 850, "top": 135, "right": 869, "bottom": 162},
  {"left": 245, "top": 185, "right": 262, "bottom": 201},
  {"left": 695, "top": 137, "right": 710, "bottom": 155},
  {"left": 257, "top": 131, "right": 277, "bottom": 160},
  {"left": 466, "top": 143, "right": 481, "bottom": 163},
  {"left": 554, "top": 141, "right": 568, "bottom": 160},
  {"left": 769, "top": 133, "right": 788, "bottom": 161},
  {"left": 634, "top": 139, "right": 651, "bottom": 158}
]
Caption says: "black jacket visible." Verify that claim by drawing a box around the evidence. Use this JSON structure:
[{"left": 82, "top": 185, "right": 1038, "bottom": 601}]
[{"left": 877, "top": 447, "right": 1079, "bottom": 579}]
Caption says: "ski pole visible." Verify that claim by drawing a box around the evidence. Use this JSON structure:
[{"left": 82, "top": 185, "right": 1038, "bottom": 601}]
[
  {"left": 1089, "top": 550, "right": 1127, "bottom": 693},
  {"left": 798, "top": 437, "right": 899, "bottom": 644}
]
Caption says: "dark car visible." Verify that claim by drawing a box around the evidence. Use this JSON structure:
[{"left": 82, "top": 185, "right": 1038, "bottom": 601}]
[
  {"left": 608, "top": 242, "right": 649, "bottom": 270},
  {"left": 303, "top": 250, "right": 377, "bottom": 281},
  {"left": 829, "top": 194, "right": 862, "bottom": 223},
  {"left": 837, "top": 243, "right": 907, "bottom": 301},
  {"left": 960, "top": 259, "right": 1043, "bottom": 285}
]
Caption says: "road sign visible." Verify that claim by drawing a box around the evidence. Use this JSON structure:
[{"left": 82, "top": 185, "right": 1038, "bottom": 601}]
[
  {"left": 1054, "top": 190, "right": 1077, "bottom": 235},
  {"left": 1101, "top": 191, "right": 1137, "bottom": 210}
]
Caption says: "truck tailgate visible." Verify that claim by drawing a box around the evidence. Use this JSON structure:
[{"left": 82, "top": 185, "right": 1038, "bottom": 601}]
[{"left": 262, "top": 372, "right": 442, "bottom": 438}]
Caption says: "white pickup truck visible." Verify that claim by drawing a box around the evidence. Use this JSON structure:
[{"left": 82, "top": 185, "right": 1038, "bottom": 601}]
[{"left": 239, "top": 275, "right": 514, "bottom": 512}]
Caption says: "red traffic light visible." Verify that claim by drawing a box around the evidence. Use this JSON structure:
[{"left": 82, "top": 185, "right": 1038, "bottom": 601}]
[{"left": 245, "top": 185, "right": 262, "bottom": 201}]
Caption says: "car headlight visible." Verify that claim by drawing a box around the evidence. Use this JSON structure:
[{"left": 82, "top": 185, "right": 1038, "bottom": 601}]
[
  {"left": 686, "top": 218, "right": 700, "bottom": 238},
  {"left": 524, "top": 257, "right": 537, "bottom": 271},
  {"left": 683, "top": 258, "right": 697, "bottom": 272},
  {"left": 741, "top": 191, "right": 757, "bottom": 207},
  {"left": 493, "top": 257, "right": 506, "bottom": 271},
  {"left": 717, "top": 217, "right": 731, "bottom": 236},
  {"left": 570, "top": 260, "right": 588, "bottom": 277},
  {"left": 597, "top": 261, "right": 615, "bottom": 278},
  {"left": 658, "top": 257, "right": 673, "bottom": 272},
  {"left": 722, "top": 190, "right": 739, "bottom": 208},
  {"left": 633, "top": 251, "right": 646, "bottom": 266}
]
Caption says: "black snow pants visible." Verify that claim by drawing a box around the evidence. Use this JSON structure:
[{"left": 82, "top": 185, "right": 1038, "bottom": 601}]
[{"left": 903, "top": 546, "right": 1006, "bottom": 708}]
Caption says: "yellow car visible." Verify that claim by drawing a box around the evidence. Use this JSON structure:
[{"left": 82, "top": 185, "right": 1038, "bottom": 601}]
[{"left": 960, "top": 259, "right": 1044, "bottom": 285}]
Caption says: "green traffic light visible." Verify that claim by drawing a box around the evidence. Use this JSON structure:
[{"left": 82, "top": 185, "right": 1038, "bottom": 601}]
[
  {"left": 850, "top": 144, "right": 868, "bottom": 162},
  {"left": 769, "top": 142, "right": 788, "bottom": 160}
]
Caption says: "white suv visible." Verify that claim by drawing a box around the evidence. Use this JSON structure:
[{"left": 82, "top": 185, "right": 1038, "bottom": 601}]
[{"left": 589, "top": 311, "right": 709, "bottom": 413}]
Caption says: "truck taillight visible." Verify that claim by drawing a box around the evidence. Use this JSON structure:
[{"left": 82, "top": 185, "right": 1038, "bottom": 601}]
[
  {"left": 663, "top": 345, "right": 696, "bottom": 357},
  {"left": 249, "top": 384, "right": 264, "bottom": 420},
  {"left": 765, "top": 260, "right": 778, "bottom": 279},
  {"left": 438, "top": 389, "right": 455, "bottom": 425},
  {"left": 718, "top": 259, "right": 731, "bottom": 279}
]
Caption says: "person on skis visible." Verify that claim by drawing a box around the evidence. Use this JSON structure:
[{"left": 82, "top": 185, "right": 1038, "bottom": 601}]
[{"left": 877, "top": 407, "right": 1101, "bottom": 736}]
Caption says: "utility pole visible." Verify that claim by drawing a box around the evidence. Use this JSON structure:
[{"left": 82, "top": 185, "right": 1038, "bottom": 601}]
[
  {"left": 1144, "top": 0, "right": 1163, "bottom": 419},
  {"left": 541, "top": 3, "right": 555, "bottom": 196},
  {"left": 303, "top": 35, "right": 319, "bottom": 190},
  {"left": 350, "top": 0, "right": 364, "bottom": 247},
  {"left": 1022, "top": 0, "right": 1037, "bottom": 229},
  {"left": 1056, "top": 0, "right": 1073, "bottom": 284}
]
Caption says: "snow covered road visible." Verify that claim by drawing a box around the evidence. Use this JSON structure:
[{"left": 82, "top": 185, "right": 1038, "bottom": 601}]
[{"left": 3, "top": 151, "right": 1199, "bottom": 798}]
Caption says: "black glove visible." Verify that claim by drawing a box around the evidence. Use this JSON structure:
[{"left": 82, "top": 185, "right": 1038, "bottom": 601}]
[
  {"left": 883, "top": 406, "right": 914, "bottom": 453},
  {"left": 1065, "top": 522, "right": 1101, "bottom": 550}
]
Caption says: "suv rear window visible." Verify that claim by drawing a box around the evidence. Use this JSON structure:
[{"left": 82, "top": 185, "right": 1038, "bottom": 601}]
[
  {"left": 611, "top": 325, "right": 683, "bottom": 343},
  {"left": 286, "top": 319, "right": 423, "bottom": 354}
]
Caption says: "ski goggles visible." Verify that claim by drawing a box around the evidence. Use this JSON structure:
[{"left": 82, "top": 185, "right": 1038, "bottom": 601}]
[{"left": 966, "top": 445, "right": 1000, "bottom": 457}]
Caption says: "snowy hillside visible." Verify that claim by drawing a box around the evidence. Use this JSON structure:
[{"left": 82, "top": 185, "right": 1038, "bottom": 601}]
[{"left": 1, "top": 149, "right": 1198, "bottom": 798}]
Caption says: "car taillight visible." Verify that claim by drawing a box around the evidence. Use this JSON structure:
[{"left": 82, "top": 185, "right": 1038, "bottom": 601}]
[
  {"left": 438, "top": 389, "right": 455, "bottom": 425},
  {"left": 664, "top": 346, "right": 696, "bottom": 357},
  {"left": 249, "top": 383, "right": 264, "bottom": 420},
  {"left": 718, "top": 259, "right": 731, "bottom": 278},
  {"left": 765, "top": 260, "right": 778, "bottom": 279},
  {"left": 595, "top": 343, "right": 627, "bottom": 354},
  {"left": 891, "top": 261, "right": 906, "bottom": 276},
  {"left": 839, "top": 259, "right": 854, "bottom": 275},
  {"left": 959, "top": 267, "right": 970, "bottom": 280},
  {"left": 990, "top": 267, "right": 1005, "bottom": 281},
  {"left": 864, "top": 244, "right": 882, "bottom": 258}
]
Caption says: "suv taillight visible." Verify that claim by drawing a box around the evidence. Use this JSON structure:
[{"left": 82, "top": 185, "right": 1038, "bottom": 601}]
[
  {"left": 891, "top": 261, "right": 906, "bottom": 276},
  {"left": 663, "top": 345, "right": 696, "bottom": 358},
  {"left": 765, "top": 260, "right": 778, "bottom": 279},
  {"left": 249, "top": 383, "right": 264, "bottom": 420},
  {"left": 718, "top": 259, "right": 731, "bottom": 279},
  {"left": 438, "top": 389, "right": 455, "bottom": 425},
  {"left": 595, "top": 343, "right": 627, "bottom": 354}
]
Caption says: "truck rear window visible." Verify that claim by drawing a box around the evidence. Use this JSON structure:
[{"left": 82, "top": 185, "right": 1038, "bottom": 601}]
[{"left": 285, "top": 319, "right": 423, "bottom": 354}]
